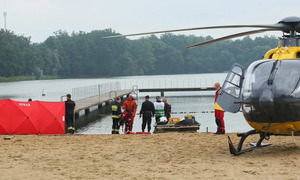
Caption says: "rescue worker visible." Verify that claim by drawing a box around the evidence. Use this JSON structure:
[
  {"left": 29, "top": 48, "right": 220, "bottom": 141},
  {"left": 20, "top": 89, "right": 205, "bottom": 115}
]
[
  {"left": 65, "top": 94, "right": 76, "bottom": 134},
  {"left": 122, "top": 94, "right": 137, "bottom": 132},
  {"left": 154, "top": 96, "right": 165, "bottom": 123},
  {"left": 111, "top": 97, "right": 122, "bottom": 134},
  {"left": 214, "top": 82, "right": 225, "bottom": 134},
  {"left": 163, "top": 99, "right": 171, "bottom": 121},
  {"left": 139, "top": 95, "right": 155, "bottom": 132}
]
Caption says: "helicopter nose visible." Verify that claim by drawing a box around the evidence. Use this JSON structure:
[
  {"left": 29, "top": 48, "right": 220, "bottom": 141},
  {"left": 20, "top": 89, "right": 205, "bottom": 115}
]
[{"left": 259, "top": 89, "right": 274, "bottom": 111}]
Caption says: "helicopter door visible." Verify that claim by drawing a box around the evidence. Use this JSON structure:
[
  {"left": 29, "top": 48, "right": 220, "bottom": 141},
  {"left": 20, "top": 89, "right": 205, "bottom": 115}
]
[{"left": 216, "top": 63, "right": 244, "bottom": 113}]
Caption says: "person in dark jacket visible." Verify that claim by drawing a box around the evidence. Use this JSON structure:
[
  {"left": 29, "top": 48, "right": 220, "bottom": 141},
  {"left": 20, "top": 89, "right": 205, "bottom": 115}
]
[
  {"left": 163, "top": 99, "right": 171, "bottom": 121},
  {"left": 111, "top": 97, "right": 122, "bottom": 134},
  {"left": 139, "top": 95, "right": 155, "bottom": 132},
  {"left": 65, "top": 94, "right": 76, "bottom": 134}
]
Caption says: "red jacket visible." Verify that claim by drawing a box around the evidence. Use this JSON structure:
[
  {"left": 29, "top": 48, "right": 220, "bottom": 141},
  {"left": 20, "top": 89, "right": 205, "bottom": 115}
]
[
  {"left": 214, "top": 89, "right": 220, "bottom": 103},
  {"left": 122, "top": 99, "right": 137, "bottom": 117},
  {"left": 214, "top": 89, "right": 224, "bottom": 112}
]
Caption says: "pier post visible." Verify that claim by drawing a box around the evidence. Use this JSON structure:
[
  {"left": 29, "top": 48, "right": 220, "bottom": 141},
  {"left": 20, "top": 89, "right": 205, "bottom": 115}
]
[
  {"left": 85, "top": 108, "right": 90, "bottom": 116},
  {"left": 105, "top": 101, "right": 109, "bottom": 106},
  {"left": 98, "top": 104, "right": 102, "bottom": 110},
  {"left": 161, "top": 91, "right": 164, "bottom": 97},
  {"left": 75, "top": 112, "right": 79, "bottom": 118}
]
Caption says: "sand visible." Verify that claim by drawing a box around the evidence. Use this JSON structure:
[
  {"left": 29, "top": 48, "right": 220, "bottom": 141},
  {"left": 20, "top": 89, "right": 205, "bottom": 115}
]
[{"left": 0, "top": 133, "right": 300, "bottom": 180}]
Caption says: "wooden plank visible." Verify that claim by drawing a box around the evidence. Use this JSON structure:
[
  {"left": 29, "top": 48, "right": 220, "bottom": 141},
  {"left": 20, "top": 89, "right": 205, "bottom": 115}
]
[{"left": 154, "top": 124, "right": 200, "bottom": 133}]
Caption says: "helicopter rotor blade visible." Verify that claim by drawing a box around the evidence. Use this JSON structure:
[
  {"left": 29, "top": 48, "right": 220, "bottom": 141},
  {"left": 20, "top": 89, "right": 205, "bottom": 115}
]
[
  {"left": 102, "top": 24, "right": 282, "bottom": 39},
  {"left": 186, "top": 28, "right": 280, "bottom": 49}
]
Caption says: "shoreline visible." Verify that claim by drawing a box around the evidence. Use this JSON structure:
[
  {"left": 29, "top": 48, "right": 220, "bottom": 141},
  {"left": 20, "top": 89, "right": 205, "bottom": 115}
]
[
  {"left": 1, "top": 133, "right": 300, "bottom": 179},
  {"left": 0, "top": 72, "right": 226, "bottom": 83},
  {"left": 0, "top": 75, "right": 60, "bottom": 82}
]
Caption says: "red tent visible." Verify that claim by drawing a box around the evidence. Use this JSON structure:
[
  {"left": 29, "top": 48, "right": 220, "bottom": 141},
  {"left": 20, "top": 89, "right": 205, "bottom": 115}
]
[{"left": 0, "top": 99, "right": 65, "bottom": 135}]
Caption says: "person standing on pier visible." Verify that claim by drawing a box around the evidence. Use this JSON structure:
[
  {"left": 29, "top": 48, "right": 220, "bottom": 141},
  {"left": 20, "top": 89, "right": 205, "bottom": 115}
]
[
  {"left": 154, "top": 96, "right": 165, "bottom": 124},
  {"left": 139, "top": 95, "right": 155, "bottom": 132},
  {"left": 214, "top": 83, "right": 225, "bottom": 134},
  {"left": 65, "top": 94, "right": 76, "bottom": 134},
  {"left": 111, "top": 97, "right": 122, "bottom": 134},
  {"left": 122, "top": 95, "right": 137, "bottom": 132}
]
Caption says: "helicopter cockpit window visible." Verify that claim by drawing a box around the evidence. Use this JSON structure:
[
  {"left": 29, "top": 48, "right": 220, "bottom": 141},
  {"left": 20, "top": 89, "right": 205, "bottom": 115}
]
[
  {"left": 222, "top": 66, "right": 243, "bottom": 98},
  {"left": 275, "top": 60, "right": 300, "bottom": 98},
  {"left": 243, "top": 59, "right": 300, "bottom": 99},
  {"left": 243, "top": 60, "right": 273, "bottom": 99},
  {"left": 231, "top": 66, "right": 243, "bottom": 76},
  {"left": 217, "top": 63, "right": 244, "bottom": 113},
  {"left": 223, "top": 81, "right": 240, "bottom": 98}
]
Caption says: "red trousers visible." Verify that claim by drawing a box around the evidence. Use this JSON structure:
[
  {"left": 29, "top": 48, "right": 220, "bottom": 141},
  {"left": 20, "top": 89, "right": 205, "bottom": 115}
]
[
  {"left": 125, "top": 115, "right": 135, "bottom": 132},
  {"left": 215, "top": 110, "right": 225, "bottom": 133}
]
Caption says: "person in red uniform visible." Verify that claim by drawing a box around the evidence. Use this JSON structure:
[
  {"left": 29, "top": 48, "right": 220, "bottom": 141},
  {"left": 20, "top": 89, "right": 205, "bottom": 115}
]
[
  {"left": 122, "top": 94, "right": 137, "bottom": 132},
  {"left": 214, "top": 82, "right": 225, "bottom": 134}
]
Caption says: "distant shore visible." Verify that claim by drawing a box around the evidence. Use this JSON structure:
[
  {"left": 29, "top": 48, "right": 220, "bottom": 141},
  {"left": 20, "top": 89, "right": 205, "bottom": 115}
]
[
  {"left": 0, "top": 133, "right": 300, "bottom": 179},
  {"left": 0, "top": 75, "right": 60, "bottom": 82}
]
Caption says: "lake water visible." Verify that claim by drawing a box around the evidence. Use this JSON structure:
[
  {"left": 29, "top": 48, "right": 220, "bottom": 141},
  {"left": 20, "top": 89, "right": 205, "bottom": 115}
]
[{"left": 0, "top": 73, "right": 252, "bottom": 134}]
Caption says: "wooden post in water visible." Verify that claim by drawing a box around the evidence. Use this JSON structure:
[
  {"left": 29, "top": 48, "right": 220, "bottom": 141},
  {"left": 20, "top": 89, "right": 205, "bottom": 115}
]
[
  {"left": 161, "top": 91, "right": 164, "bottom": 97},
  {"left": 85, "top": 108, "right": 90, "bottom": 116},
  {"left": 98, "top": 84, "right": 101, "bottom": 102},
  {"left": 75, "top": 112, "right": 79, "bottom": 118}
]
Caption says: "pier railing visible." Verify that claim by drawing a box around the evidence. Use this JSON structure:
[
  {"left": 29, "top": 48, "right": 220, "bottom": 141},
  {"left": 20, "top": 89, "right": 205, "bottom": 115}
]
[
  {"left": 71, "top": 77, "right": 225, "bottom": 100},
  {"left": 120, "top": 77, "right": 225, "bottom": 90},
  {"left": 72, "top": 82, "right": 121, "bottom": 101}
]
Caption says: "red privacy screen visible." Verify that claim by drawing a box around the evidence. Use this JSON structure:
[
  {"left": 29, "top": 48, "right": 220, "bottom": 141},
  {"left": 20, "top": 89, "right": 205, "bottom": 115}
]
[{"left": 0, "top": 99, "right": 65, "bottom": 135}]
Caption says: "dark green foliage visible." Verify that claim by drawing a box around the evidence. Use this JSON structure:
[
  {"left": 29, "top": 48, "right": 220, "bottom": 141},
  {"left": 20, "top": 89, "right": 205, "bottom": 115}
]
[{"left": 0, "top": 28, "right": 278, "bottom": 79}]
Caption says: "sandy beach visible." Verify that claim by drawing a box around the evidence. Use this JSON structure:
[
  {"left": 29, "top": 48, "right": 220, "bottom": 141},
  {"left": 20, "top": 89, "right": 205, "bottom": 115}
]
[{"left": 0, "top": 133, "right": 300, "bottom": 180}]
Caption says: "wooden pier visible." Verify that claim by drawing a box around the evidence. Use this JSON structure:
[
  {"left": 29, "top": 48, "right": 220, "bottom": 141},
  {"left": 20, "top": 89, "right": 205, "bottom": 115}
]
[
  {"left": 73, "top": 87, "right": 215, "bottom": 116},
  {"left": 139, "top": 87, "right": 215, "bottom": 96},
  {"left": 75, "top": 89, "right": 133, "bottom": 115}
]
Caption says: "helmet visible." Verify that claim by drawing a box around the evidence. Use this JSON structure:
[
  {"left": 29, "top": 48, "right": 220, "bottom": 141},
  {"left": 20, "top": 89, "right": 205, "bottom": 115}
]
[
  {"left": 129, "top": 94, "right": 134, "bottom": 100},
  {"left": 159, "top": 117, "right": 168, "bottom": 123}
]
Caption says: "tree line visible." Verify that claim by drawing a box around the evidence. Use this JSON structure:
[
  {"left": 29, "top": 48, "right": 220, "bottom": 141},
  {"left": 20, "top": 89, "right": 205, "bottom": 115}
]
[{"left": 0, "top": 28, "right": 278, "bottom": 79}]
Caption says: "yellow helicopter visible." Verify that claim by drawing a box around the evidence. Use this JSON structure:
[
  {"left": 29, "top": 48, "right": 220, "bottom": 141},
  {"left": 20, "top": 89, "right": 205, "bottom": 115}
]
[{"left": 104, "top": 16, "right": 300, "bottom": 155}]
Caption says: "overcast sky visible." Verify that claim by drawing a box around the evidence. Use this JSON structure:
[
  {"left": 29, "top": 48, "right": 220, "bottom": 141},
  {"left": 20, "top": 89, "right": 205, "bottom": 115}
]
[{"left": 0, "top": 0, "right": 299, "bottom": 42}]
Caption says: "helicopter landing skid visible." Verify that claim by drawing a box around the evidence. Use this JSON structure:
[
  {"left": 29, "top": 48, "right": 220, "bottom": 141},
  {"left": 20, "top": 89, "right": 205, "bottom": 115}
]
[{"left": 228, "top": 129, "right": 272, "bottom": 155}]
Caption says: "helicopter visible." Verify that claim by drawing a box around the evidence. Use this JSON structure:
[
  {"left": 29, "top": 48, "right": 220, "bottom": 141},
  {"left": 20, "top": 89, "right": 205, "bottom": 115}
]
[{"left": 104, "top": 16, "right": 300, "bottom": 155}]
